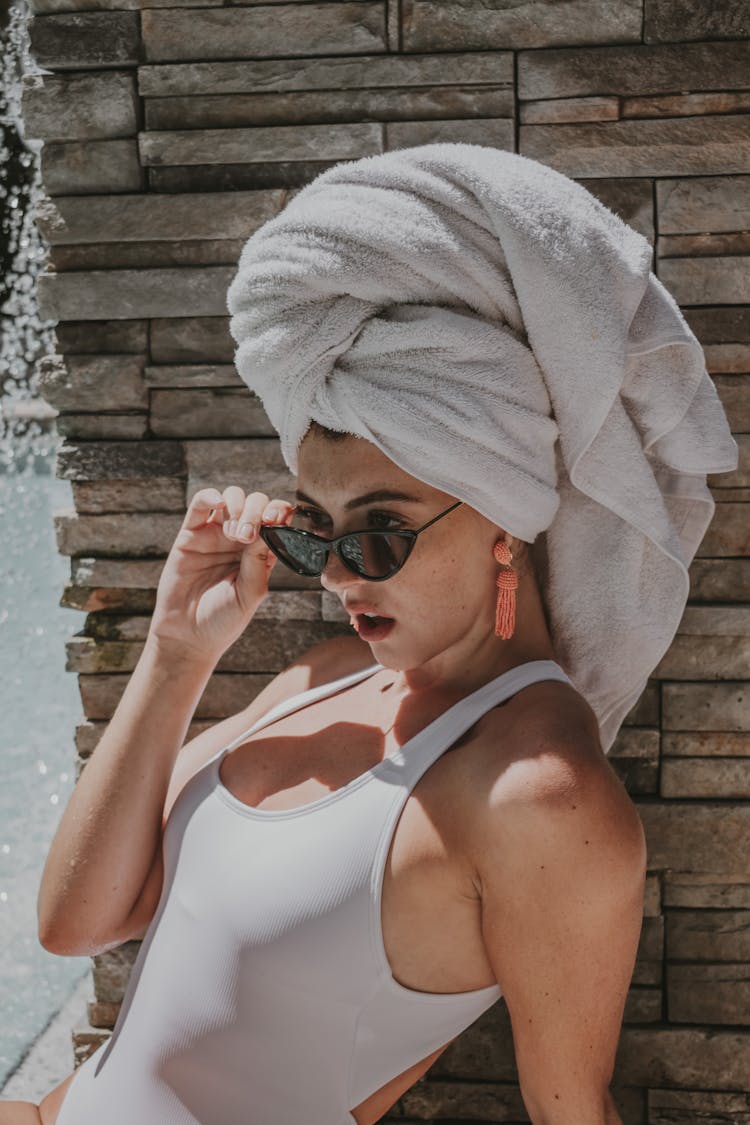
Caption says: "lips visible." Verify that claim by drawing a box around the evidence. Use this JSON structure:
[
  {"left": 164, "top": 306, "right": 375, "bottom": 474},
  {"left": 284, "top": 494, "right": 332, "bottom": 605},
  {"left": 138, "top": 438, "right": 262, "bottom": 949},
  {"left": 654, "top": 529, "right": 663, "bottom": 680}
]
[{"left": 344, "top": 603, "right": 395, "bottom": 623}]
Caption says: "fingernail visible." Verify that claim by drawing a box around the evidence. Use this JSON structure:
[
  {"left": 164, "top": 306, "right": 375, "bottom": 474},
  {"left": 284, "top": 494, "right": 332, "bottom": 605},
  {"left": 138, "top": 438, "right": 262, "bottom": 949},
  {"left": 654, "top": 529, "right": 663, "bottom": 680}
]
[{"left": 238, "top": 522, "right": 255, "bottom": 539}]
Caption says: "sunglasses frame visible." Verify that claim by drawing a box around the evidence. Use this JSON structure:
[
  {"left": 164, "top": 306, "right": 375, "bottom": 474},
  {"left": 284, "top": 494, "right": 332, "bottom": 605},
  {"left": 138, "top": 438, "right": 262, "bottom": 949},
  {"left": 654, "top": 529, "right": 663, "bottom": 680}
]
[{"left": 259, "top": 499, "right": 463, "bottom": 582}]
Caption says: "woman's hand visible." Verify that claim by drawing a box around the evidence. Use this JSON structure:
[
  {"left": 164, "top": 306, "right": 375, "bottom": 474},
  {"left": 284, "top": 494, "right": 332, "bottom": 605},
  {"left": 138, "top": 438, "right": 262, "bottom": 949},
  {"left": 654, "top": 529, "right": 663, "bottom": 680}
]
[{"left": 146, "top": 486, "right": 296, "bottom": 666}]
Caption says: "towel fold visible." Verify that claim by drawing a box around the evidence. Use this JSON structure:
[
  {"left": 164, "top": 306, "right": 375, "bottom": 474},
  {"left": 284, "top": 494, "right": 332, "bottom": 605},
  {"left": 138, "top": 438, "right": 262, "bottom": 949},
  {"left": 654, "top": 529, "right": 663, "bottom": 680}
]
[{"left": 226, "top": 143, "right": 738, "bottom": 753}]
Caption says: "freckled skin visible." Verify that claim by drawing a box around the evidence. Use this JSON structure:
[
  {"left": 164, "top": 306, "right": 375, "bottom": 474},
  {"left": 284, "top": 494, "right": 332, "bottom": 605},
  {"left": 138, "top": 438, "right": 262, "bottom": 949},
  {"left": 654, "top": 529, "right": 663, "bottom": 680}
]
[{"left": 297, "top": 427, "right": 559, "bottom": 696}]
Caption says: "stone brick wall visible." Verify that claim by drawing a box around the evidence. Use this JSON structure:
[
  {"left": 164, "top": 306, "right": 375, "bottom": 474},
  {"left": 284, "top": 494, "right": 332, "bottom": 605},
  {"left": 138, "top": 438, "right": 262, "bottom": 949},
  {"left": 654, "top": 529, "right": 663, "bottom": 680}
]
[{"left": 22, "top": 1, "right": 749, "bottom": 1120}]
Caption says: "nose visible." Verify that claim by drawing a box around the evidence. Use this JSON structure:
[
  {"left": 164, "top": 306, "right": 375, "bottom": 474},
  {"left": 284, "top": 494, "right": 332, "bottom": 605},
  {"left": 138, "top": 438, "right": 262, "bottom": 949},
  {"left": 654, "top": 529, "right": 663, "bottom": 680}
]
[{"left": 319, "top": 547, "right": 358, "bottom": 592}]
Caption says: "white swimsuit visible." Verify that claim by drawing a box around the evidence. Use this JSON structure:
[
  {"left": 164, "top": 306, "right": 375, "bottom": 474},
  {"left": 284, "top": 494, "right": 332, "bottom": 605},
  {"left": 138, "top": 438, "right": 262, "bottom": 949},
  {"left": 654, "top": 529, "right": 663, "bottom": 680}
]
[{"left": 55, "top": 658, "right": 574, "bottom": 1124}]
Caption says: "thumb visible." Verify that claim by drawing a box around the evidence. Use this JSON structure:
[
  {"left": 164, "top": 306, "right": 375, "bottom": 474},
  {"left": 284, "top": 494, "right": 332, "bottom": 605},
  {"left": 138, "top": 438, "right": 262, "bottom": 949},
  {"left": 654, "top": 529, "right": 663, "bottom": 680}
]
[{"left": 234, "top": 535, "right": 277, "bottom": 608}]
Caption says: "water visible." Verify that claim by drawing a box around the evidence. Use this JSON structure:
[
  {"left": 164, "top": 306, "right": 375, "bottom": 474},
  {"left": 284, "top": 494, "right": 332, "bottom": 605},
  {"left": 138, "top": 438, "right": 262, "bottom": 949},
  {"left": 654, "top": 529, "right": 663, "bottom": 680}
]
[
  {"left": 0, "top": 463, "right": 90, "bottom": 1088},
  {"left": 1, "top": 0, "right": 91, "bottom": 1089},
  {"left": 2, "top": 0, "right": 57, "bottom": 446}
]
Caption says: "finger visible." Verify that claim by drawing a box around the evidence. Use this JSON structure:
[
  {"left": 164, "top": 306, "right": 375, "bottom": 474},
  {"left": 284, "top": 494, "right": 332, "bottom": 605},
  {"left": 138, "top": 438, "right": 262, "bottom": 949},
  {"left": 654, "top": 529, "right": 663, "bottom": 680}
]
[
  {"left": 236, "top": 498, "right": 295, "bottom": 542},
  {"left": 224, "top": 492, "right": 271, "bottom": 542},
  {"left": 182, "top": 489, "right": 228, "bottom": 532},
  {"left": 221, "top": 485, "right": 248, "bottom": 523}
]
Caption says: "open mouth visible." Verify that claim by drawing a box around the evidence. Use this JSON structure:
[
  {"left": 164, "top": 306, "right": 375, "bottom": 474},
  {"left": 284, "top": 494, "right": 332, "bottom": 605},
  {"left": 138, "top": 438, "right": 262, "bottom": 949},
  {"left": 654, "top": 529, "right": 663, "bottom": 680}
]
[{"left": 354, "top": 613, "right": 396, "bottom": 641}]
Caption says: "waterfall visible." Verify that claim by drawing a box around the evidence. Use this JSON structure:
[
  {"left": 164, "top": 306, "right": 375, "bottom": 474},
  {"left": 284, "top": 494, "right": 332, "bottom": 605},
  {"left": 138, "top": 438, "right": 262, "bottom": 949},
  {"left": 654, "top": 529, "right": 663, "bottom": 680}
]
[{"left": 1, "top": 0, "right": 59, "bottom": 477}]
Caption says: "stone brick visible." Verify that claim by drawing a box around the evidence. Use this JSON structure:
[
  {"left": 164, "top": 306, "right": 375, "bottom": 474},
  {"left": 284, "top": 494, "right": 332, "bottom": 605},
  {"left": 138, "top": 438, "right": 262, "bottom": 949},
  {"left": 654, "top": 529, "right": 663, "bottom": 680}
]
[
  {"left": 21, "top": 70, "right": 139, "bottom": 142},
  {"left": 518, "top": 42, "right": 750, "bottom": 101},
  {"left": 400, "top": 1078, "right": 527, "bottom": 1120},
  {"left": 683, "top": 305, "right": 750, "bottom": 344},
  {"left": 79, "top": 670, "right": 279, "bottom": 721},
  {"left": 712, "top": 377, "right": 750, "bottom": 436},
  {"left": 520, "top": 95, "right": 619, "bottom": 124},
  {"left": 712, "top": 489, "right": 750, "bottom": 503},
  {"left": 31, "top": 0, "right": 240, "bottom": 8},
  {"left": 644, "top": 873, "right": 661, "bottom": 918},
  {"left": 661, "top": 757, "right": 750, "bottom": 798},
  {"left": 637, "top": 802, "right": 750, "bottom": 874},
  {"left": 70, "top": 477, "right": 184, "bottom": 514},
  {"left": 146, "top": 158, "right": 333, "bottom": 193},
  {"left": 63, "top": 564, "right": 316, "bottom": 626},
  {"left": 664, "top": 873, "right": 750, "bottom": 910},
  {"left": 608, "top": 727, "right": 660, "bottom": 794},
  {"left": 150, "top": 317, "right": 233, "bottom": 363},
  {"left": 56, "top": 413, "right": 149, "bottom": 440},
  {"left": 68, "top": 619, "right": 348, "bottom": 673},
  {"left": 666, "top": 908, "right": 750, "bottom": 962},
  {"left": 402, "top": 0, "right": 641, "bottom": 52},
  {"left": 623, "top": 91, "right": 750, "bottom": 118},
  {"left": 649, "top": 1088, "right": 750, "bottom": 1124},
  {"left": 63, "top": 586, "right": 151, "bottom": 621},
  {"left": 662, "top": 681, "right": 750, "bottom": 733},
  {"left": 142, "top": 3, "right": 386, "bottom": 63},
  {"left": 87, "top": 1000, "right": 120, "bottom": 1028},
  {"left": 520, "top": 115, "right": 750, "bottom": 178},
  {"left": 699, "top": 501, "right": 750, "bottom": 557},
  {"left": 35, "top": 189, "right": 282, "bottom": 244},
  {"left": 662, "top": 731, "right": 750, "bottom": 757},
  {"left": 658, "top": 255, "right": 750, "bottom": 306},
  {"left": 657, "top": 176, "right": 750, "bottom": 235},
  {"left": 430, "top": 1001, "right": 517, "bottom": 1080},
  {"left": 38, "top": 266, "right": 234, "bottom": 321},
  {"left": 49, "top": 238, "right": 247, "bottom": 271},
  {"left": 28, "top": 11, "right": 139, "bottom": 68},
  {"left": 615, "top": 1026, "right": 750, "bottom": 1089},
  {"left": 68, "top": 557, "right": 166, "bottom": 593},
  {"left": 632, "top": 916, "right": 664, "bottom": 987},
  {"left": 613, "top": 1087, "right": 648, "bottom": 1125},
  {"left": 72, "top": 1024, "right": 109, "bottom": 1067},
  {"left": 40, "top": 138, "right": 145, "bottom": 195},
  {"left": 55, "top": 510, "right": 178, "bottom": 557},
  {"left": 56, "top": 438, "right": 184, "bottom": 481},
  {"left": 92, "top": 943, "right": 139, "bottom": 1002},
  {"left": 644, "top": 0, "right": 750, "bottom": 43},
  {"left": 385, "top": 117, "right": 515, "bottom": 150},
  {"left": 683, "top": 606, "right": 750, "bottom": 644},
  {"left": 137, "top": 50, "right": 513, "bottom": 98},
  {"left": 53, "top": 320, "right": 147, "bottom": 353},
  {"left": 36, "top": 353, "right": 147, "bottom": 412},
  {"left": 144, "top": 84, "right": 515, "bottom": 132},
  {"left": 704, "top": 344, "right": 750, "bottom": 374},
  {"left": 667, "top": 962, "right": 750, "bottom": 1024},
  {"left": 654, "top": 636, "right": 750, "bottom": 681},
  {"left": 623, "top": 987, "right": 662, "bottom": 1023},
  {"left": 658, "top": 231, "right": 750, "bottom": 260},
  {"left": 185, "top": 438, "right": 295, "bottom": 509},
  {"left": 149, "top": 388, "right": 276, "bottom": 438},
  {"left": 143, "top": 364, "right": 239, "bottom": 388},
  {"left": 139, "top": 121, "right": 382, "bottom": 167},
  {"left": 578, "top": 177, "right": 654, "bottom": 241}
]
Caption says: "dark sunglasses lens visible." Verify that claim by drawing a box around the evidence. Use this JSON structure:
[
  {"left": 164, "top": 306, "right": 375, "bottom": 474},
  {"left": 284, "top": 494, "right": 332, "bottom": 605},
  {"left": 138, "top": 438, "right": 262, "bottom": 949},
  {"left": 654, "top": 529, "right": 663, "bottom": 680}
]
[
  {"left": 263, "top": 527, "right": 327, "bottom": 576},
  {"left": 340, "top": 532, "right": 411, "bottom": 578}
]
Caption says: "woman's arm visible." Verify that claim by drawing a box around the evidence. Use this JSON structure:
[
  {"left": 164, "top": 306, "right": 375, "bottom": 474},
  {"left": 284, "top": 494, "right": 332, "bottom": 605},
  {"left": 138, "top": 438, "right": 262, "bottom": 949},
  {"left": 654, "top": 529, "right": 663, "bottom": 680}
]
[
  {"left": 471, "top": 725, "right": 647, "bottom": 1125},
  {"left": 37, "top": 636, "right": 217, "bottom": 956}
]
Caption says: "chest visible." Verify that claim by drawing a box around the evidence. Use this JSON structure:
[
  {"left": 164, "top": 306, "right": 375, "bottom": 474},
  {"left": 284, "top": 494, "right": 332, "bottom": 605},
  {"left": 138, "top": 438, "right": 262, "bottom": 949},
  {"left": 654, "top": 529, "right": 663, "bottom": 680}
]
[{"left": 215, "top": 690, "right": 495, "bottom": 995}]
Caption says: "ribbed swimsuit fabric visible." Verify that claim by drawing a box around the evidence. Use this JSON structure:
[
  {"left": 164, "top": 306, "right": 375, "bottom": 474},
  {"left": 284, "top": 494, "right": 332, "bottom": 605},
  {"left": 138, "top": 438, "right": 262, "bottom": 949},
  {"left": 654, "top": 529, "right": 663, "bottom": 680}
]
[{"left": 55, "top": 658, "right": 573, "bottom": 1125}]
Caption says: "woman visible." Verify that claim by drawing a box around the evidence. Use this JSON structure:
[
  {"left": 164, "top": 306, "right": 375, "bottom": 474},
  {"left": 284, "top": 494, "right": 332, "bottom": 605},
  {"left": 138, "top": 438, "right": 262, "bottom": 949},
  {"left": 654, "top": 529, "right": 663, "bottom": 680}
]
[
  {"left": 4, "top": 141, "right": 736, "bottom": 1124},
  {"left": 4, "top": 423, "right": 645, "bottom": 1125}
]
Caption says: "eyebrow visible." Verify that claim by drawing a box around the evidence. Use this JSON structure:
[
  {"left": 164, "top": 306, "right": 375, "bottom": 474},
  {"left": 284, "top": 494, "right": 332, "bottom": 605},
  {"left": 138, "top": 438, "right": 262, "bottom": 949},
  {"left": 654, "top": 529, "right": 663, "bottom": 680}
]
[{"left": 295, "top": 488, "right": 426, "bottom": 512}]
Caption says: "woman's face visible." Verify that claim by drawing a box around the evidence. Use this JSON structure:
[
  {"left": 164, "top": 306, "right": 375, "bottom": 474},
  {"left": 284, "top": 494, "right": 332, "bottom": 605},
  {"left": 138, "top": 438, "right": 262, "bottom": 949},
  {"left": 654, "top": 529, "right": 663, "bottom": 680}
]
[{"left": 295, "top": 428, "right": 506, "bottom": 668}]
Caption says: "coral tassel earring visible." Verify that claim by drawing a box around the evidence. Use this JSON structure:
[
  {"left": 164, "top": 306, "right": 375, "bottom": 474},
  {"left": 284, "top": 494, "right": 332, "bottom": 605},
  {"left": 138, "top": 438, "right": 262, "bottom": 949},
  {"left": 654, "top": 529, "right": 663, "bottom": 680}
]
[{"left": 493, "top": 539, "right": 518, "bottom": 640}]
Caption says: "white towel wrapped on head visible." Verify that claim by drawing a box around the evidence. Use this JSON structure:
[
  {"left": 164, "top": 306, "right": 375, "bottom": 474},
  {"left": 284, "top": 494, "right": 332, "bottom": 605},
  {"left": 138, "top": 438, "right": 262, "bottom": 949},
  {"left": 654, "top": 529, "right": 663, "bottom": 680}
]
[{"left": 226, "top": 142, "right": 738, "bottom": 754}]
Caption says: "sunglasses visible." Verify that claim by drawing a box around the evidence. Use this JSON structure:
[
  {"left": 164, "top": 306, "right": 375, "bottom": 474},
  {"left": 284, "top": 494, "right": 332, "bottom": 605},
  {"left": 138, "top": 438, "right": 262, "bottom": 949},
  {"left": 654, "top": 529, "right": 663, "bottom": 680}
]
[{"left": 259, "top": 500, "right": 463, "bottom": 581}]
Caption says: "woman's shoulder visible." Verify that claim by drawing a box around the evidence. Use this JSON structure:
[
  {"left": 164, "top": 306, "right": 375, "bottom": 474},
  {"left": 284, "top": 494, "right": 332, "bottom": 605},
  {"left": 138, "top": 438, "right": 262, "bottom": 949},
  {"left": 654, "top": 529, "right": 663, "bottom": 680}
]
[
  {"left": 467, "top": 677, "right": 610, "bottom": 804},
  {"left": 459, "top": 677, "right": 645, "bottom": 874}
]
